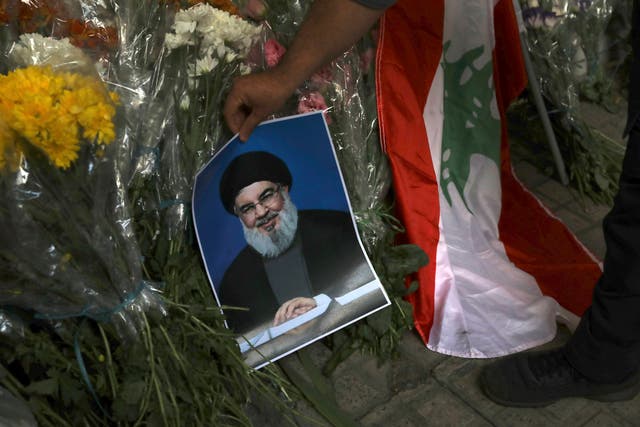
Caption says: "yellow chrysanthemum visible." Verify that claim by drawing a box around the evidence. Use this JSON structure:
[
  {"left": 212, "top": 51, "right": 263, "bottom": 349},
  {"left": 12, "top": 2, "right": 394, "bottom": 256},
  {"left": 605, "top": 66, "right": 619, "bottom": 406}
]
[{"left": 0, "top": 65, "right": 118, "bottom": 170}]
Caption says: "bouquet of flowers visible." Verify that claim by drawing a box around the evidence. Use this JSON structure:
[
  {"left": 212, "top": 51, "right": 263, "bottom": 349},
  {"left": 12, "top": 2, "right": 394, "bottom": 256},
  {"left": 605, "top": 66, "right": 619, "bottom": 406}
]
[
  {"left": 0, "top": 33, "right": 162, "bottom": 338},
  {"left": 517, "top": 0, "right": 625, "bottom": 203},
  {"left": 1, "top": 4, "right": 300, "bottom": 425}
]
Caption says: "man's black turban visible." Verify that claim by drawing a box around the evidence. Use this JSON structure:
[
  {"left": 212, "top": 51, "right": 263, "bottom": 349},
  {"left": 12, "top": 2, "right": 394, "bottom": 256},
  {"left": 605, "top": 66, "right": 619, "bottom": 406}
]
[{"left": 219, "top": 151, "right": 292, "bottom": 215}]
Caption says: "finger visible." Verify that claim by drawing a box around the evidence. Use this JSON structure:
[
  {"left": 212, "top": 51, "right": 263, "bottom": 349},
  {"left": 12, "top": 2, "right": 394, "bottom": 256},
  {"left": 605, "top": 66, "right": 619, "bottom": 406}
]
[
  {"left": 274, "top": 300, "right": 295, "bottom": 325},
  {"left": 223, "top": 97, "right": 247, "bottom": 135},
  {"left": 273, "top": 305, "right": 286, "bottom": 326},
  {"left": 285, "top": 300, "right": 299, "bottom": 319},
  {"left": 238, "top": 110, "right": 265, "bottom": 142}
]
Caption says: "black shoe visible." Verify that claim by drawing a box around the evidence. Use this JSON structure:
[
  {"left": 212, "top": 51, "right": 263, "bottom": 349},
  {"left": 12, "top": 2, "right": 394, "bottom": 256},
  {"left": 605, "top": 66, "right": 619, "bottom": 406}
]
[{"left": 480, "top": 347, "right": 640, "bottom": 407}]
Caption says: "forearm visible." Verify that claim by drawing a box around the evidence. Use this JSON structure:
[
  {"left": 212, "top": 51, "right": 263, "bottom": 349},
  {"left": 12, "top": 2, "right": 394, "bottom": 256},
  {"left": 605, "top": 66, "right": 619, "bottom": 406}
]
[
  {"left": 223, "top": 0, "right": 389, "bottom": 140},
  {"left": 272, "top": 0, "right": 387, "bottom": 92}
]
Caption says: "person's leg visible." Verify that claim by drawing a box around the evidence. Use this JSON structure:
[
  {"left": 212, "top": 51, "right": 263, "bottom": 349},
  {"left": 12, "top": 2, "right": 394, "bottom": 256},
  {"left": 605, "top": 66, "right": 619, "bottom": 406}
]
[
  {"left": 481, "top": 0, "right": 640, "bottom": 407},
  {"left": 565, "top": 124, "right": 640, "bottom": 384},
  {"left": 479, "top": 127, "right": 640, "bottom": 407}
]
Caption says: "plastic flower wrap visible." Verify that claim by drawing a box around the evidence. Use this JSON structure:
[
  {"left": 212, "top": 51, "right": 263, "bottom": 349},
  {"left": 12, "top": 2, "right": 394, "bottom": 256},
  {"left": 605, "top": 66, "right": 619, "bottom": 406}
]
[
  {"left": 0, "top": 0, "right": 118, "bottom": 63},
  {"left": 156, "top": 2, "right": 260, "bottom": 238},
  {"left": 517, "top": 0, "right": 624, "bottom": 203},
  {"left": 0, "top": 34, "right": 162, "bottom": 338}
]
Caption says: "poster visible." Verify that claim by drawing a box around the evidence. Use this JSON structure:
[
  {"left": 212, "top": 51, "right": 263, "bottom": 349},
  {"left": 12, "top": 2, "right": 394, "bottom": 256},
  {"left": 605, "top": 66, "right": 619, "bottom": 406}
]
[{"left": 193, "top": 112, "right": 389, "bottom": 369}]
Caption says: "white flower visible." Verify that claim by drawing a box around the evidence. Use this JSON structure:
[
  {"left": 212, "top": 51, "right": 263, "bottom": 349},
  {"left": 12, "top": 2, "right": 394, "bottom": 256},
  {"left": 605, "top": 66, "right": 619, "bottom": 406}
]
[
  {"left": 179, "top": 94, "right": 190, "bottom": 110},
  {"left": 165, "top": 3, "right": 261, "bottom": 59},
  {"left": 9, "top": 33, "right": 95, "bottom": 72},
  {"left": 194, "top": 55, "right": 219, "bottom": 76},
  {"left": 165, "top": 33, "right": 191, "bottom": 50},
  {"left": 225, "top": 52, "right": 238, "bottom": 63},
  {"left": 174, "top": 20, "right": 197, "bottom": 35}
]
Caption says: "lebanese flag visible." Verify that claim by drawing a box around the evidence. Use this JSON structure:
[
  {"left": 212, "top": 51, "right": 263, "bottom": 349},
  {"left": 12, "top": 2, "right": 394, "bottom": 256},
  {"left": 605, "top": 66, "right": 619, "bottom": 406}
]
[{"left": 376, "top": 0, "right": 601, "bottom": 357}]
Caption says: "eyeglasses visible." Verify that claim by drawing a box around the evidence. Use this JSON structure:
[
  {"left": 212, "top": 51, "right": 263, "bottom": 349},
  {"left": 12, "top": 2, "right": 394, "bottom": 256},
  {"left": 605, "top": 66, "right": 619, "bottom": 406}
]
[{"left": 234, "top": 184, "right": 282, "bottom": 218}]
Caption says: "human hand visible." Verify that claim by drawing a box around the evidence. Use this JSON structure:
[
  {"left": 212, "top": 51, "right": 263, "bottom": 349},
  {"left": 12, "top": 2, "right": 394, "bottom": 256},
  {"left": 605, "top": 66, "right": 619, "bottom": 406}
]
[
  {"left": 273, "top": 296, "right": 317, "bottom": 327},
  {"left": 223, "top": 70, "right": 296, "bottom": 142}
]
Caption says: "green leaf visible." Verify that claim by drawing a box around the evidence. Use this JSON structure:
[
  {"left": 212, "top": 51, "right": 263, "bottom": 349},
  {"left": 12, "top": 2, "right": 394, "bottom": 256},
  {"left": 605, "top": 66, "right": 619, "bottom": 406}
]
[
  {"left": 112, "top": 399, "right": 139, "bottom": 422},
  {"left": 120, "top": 380, "right": 146, "bottom": 405},
  {"left": 25, "top": 378, "right": 58, "bottom": 396},
  {"left": 382, "top": 244, "right": 429, "bottom": 278},
  {"left": 366, "top": 308, "right": 392, "bottom": 335},
  {"left": 405, "top": 280, "right": 419, "bottom": 296}
]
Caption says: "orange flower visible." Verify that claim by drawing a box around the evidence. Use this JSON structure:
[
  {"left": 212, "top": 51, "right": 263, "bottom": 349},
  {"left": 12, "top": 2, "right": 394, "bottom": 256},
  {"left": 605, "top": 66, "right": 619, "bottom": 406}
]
[
  {"left": 67, "top": 19, "right": 118, "bottom": 53},
  {"left": 0, "top": 0, "right": 15, "bottom": 24},
  {"left": 17, "top": 0, "right": 69, "bottom": 35}
]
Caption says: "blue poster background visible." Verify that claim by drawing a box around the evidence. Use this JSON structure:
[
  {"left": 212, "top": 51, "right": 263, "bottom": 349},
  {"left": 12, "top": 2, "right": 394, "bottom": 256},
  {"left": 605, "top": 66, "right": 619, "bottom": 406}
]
[{"left": 192, "top": 112, "right": 351, "bottom": 293}]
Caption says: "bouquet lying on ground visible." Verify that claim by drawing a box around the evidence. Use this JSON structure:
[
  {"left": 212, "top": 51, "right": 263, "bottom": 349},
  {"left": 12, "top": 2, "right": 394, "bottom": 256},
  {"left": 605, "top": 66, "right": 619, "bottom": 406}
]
[
  {"left": 0, "top": 2, "right": 304, "bottom": 425},
  {"left": 0, "top": 33, "right": 161, "bottom": 337},
  {"left": 516, "top": 0, "right": 625, "bottom": 204}
]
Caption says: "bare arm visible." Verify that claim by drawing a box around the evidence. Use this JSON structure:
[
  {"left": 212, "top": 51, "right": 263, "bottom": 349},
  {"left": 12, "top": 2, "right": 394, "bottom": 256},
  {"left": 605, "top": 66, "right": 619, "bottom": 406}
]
[{"left": 224, "top": 0, "right": 386, "bottom": 141}]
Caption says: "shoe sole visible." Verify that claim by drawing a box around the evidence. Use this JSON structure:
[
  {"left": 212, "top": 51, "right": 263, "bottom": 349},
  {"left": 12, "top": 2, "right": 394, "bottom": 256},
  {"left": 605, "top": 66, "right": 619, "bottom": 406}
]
[
  {"left": 479, "top": 373, "right": 555, "bottom": 408},
  {"left": 480, "top": 371, "right": 640, "bottom": 408}
]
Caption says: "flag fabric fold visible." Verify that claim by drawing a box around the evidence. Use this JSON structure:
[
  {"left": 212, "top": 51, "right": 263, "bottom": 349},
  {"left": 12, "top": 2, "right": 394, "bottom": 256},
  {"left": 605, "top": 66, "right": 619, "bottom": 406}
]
[{"left": 376, "top": 0, "right": 601, "bottom": 357}]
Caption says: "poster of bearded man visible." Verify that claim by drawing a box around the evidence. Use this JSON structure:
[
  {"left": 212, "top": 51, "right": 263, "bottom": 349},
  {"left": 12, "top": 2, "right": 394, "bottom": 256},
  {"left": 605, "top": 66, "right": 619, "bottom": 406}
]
[{"left": 193, "top": 112, "right": 389, "bottom": 369}]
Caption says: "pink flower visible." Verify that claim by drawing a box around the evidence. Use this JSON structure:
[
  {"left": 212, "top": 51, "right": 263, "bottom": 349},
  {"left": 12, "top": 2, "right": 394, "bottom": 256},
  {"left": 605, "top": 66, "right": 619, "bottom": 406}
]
[
  {"left": 240, "top": 0, "right": 266, "bottom": 21},
  {"left": 310, "top": 64, "right": 334, "bottom": 88},
  {"left": 264, "top": 38, "right": 286, "bottom": 68},
  {"left": 359, "top": 48, "right": 375, "bottom": 74},
  {"left": 297, "top": 91, "right": 331, "bottom": 124}
]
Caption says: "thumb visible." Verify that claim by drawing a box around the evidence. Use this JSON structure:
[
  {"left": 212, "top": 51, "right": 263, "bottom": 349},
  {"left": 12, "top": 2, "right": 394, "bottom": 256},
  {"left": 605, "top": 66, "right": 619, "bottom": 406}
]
[{"left": 238, "top": 111, "right": 265, "bottom": 142}]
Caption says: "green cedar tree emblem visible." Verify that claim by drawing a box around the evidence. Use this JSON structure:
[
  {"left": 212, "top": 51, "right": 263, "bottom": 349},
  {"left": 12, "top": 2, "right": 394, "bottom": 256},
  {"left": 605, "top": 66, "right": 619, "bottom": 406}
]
[{"left": 440, "top": 41, "right": 500, "bottom": 211}]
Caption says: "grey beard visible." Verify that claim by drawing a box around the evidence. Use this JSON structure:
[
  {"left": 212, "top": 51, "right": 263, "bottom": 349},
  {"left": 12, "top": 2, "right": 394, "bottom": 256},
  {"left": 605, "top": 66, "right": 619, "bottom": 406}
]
[{"left": 242, "top": 194, "right": 298, "bottom": 258}]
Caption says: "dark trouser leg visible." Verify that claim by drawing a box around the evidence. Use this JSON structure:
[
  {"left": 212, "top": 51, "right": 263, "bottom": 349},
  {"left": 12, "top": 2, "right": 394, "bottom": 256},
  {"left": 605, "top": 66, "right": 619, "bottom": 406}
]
[{"left": 566, "top": 125, "right": 640, "bottom": 383}]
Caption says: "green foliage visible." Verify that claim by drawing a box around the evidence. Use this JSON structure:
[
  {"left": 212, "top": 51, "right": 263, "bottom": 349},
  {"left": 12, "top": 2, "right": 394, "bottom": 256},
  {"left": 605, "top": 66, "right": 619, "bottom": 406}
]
[{"left": 508, "top": 97, "right": 624, "bottom": 205}]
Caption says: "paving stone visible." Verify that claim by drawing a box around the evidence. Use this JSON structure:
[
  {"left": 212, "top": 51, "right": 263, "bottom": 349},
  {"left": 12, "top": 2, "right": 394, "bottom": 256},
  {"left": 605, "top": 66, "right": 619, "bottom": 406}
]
[
  {"left": 360, "top": 380, "right": 491, "bottom": 427},
  {"left": 432, "top": 357, "right": 504, "bottom": 419},
  {"left": 413, "top": 384, "right": 492, "bottom": 427},
  {"left": 552, "top": 208, "right": 593, "bottom": 234},
  {"left": 580, "top": 409, "right": 634, "bottom": 427},
  {"left": 359, "top": 383, "right": 432, "bottom": 426},
  {"left": 528, "top": 191, "right": 563, "bottom": 212},
  {"left": 580, "top": 102, "right": 626, "bottom": 144},
  {"left": 534, "top": 179, "right": 575, "bottom": 205},
  {"left": 492, "top": 406, "right": 559, "bottom": 426},
  {"left": 361, "top": 407, "right": 422, "bottom": 427},
  {"left": 563, "top": 199, "right": 611, "bottom": 221},
  {"left": 513, "top": 161, "right": 552, "bottom": 189},
  {"left": 332, "top": 352, "right": 391, "bottom": 418},
  {"left": 607, "top": 390, "right": 640, "bottom": 422},
  {"left": 304, "top": 340, "right": 334, "bottom": 368},
  {"left": 574, "top": 226, "right": 607, "bottom": 261},
  {"left": 544, "top": 398, "right": 601, "bottom": 425},
  {"left": 390, "top": 330, "right": 447, "bottom": 392},
  {"left": 363, "top": 415, "right": 421, "bottom": 427}
]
